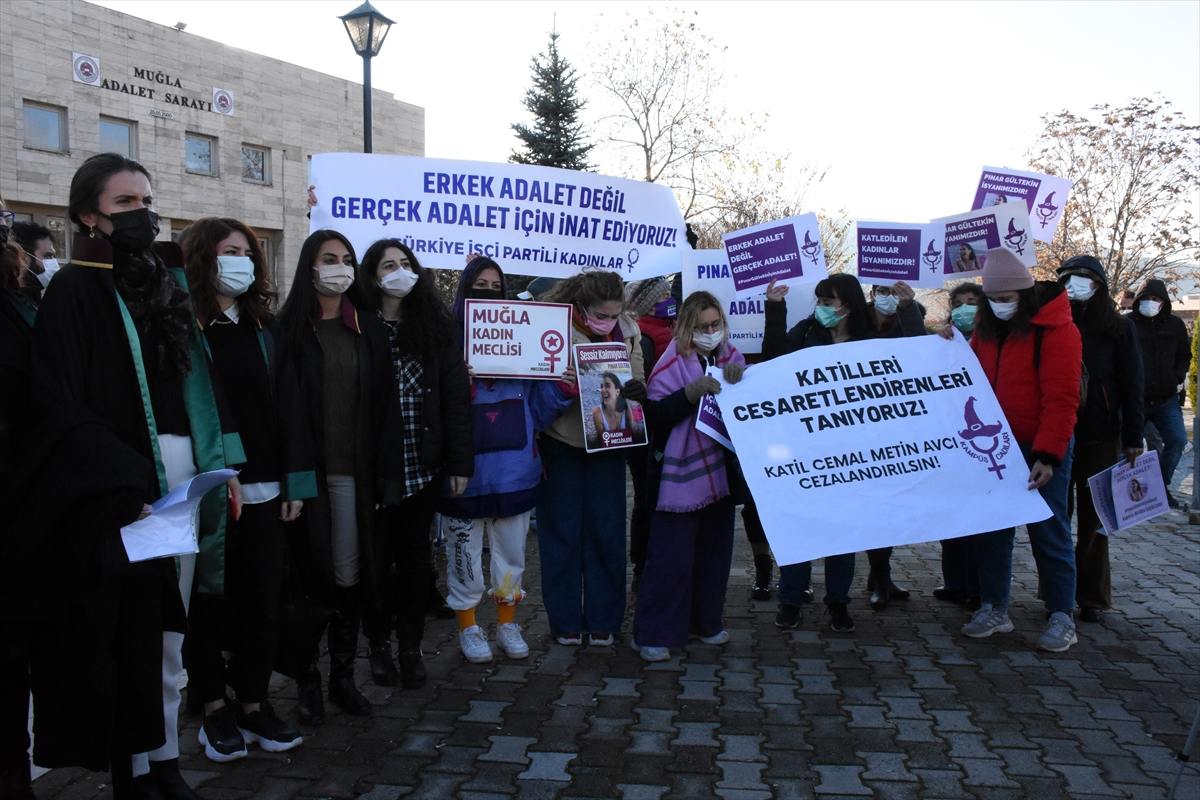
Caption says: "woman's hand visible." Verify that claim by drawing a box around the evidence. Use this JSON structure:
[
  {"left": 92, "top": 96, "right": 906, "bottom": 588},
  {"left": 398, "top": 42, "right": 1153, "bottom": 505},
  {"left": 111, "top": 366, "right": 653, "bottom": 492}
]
[
  {"left": 685, "top": 375, "right": 721, "bottom": 403},
  {"left": 448, "top": 476, "right": 469, "bottom": 497},
  {"left": 465, "top": 252, "right": 482, "bottom": 263},
  {"left": 723, "top": 362, "right": 745, "bottom": 384},
  {"left": 228, "top": 477, "right": 244, "bottom": 521},
  {"left": 1123, "top": 447, "right": 1143, "bottom": 467},
  {"left": 137, "top": 503, "right": 153, "bottom": 521},
  {"left": 1028, "top": 461, "right": 1054, "bottom": 490},
  {"left": 307, "top": 186, "right": 317, "bottom": 207},
  {"left": 765, "top": 279, "right": 789, "bottom": 302},
  {"left": 622, "top": 379, "right": 648, "bottom": 403},
  {"left": 936, "top": 323, "right": 956, "bottom": 340},
  {"left": 280, "top": 500, "right": 303, "bottom": 522},
  {"left": 893, "top": 281, "right": 915, "bottom": 309},
  {"left": 466, "top": 363, "right": 477, "bottom": 381},
  {"left": 559, "top": 365, "right": 577, "bottom": 389}
]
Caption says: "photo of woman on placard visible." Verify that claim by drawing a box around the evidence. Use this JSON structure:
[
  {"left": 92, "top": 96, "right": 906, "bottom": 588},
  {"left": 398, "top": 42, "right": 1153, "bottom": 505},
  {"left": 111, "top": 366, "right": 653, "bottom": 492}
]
[
  {"left": 954, "top": 242, "right": 983, "bottom": 274},
  {"left": 1128, "top": 478, "right": 1144, "bottom": 502},
  {"left": 583, "top": 367, "right": 646, "bottom": 449}
]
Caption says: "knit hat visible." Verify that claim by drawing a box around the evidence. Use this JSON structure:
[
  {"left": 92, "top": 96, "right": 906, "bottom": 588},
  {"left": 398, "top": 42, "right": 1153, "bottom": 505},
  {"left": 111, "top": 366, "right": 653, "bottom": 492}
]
[
  {"left": 624, "top": 278, "right": 672, "bottom": 318},
  {"left": 1057, "top": 255, "right": 1107, "bottom": 287},
  {"left": 980, "top": 247, "right": 1034, "bottom": 292}
]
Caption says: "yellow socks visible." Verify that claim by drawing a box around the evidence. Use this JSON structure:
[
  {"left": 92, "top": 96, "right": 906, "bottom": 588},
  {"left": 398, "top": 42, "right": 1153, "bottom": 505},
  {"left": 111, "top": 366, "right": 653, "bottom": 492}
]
[
  {"left": 497, "top": 604, "right": 516, "bottom": 625},
  {"left": 456, "top": 608, "right": 476, "bottom": 631}
]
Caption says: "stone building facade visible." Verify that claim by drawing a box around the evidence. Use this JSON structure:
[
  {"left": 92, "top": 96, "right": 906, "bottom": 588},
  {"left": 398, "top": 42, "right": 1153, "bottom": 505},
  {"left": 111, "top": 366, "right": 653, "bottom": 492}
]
[{"left": 0, "top": 0, "right": 423, "bottom": 294}]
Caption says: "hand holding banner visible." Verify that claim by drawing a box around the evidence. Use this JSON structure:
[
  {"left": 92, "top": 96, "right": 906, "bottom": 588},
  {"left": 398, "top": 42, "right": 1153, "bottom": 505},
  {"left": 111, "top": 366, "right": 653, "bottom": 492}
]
[{"left": 715, "top": 332, "right": 1050, "bottom": 566}]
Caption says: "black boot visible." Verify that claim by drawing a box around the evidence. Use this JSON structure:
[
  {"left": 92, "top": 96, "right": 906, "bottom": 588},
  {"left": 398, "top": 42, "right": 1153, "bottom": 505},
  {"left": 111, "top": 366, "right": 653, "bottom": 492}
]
[
  {"left": 869, "top": 569, "right": 892, "bottom": 610},
  {"left": 751, "top": 553, "right": 773, "bottom": 600},
  {"left": 1, "top": 758, "right": 36, "bottom": 800},
  {"left": 149, "top": 759, "right": 200, "bottom": 800},
  {"left": 368, "top": 639, "right": 398, "bottom": 686},
  {"left": 398, "top": 646, "right": 427, "bottom": 690},
  {"left": 296, "top": 663, "right": 325, "bottom": 724},
  {"left": 327, "top": 586, "right": 371, "bottom": 716}
]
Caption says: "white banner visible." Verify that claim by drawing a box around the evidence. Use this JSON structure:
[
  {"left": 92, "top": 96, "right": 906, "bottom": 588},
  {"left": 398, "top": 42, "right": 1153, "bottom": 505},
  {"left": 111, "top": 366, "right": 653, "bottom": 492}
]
[
  {"left": 717, "top": 332, "right": 1050, "bottom": 566},
  {"left": 971, "top": 166, "right": 1073, "bottom": 243},
  {"left": 721, "top": 213, "right": 828, "bottom": 297},
  {"left": 309, "top": 153, "right": 686, "bottom": 279},
  {"left": 682, "top": 249, "right": 813, "bottom": 355},
  {"left": 932, "top": 204, "right": 1037, "bottom": 281},
  {"left": 463, "top": 299, "right": 571, "bottom": 380}
]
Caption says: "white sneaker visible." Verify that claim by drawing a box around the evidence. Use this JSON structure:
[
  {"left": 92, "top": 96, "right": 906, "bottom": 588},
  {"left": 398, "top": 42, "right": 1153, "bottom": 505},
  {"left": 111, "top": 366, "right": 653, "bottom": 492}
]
[
  {"left": 697, "top": 629, "right": 730, "bottom": 645},
  {"left": 459, "top": 625, "right": 493, "bottom": 663},
  {"left": 961, "top": 604, "right": 1014, "bottom": 638},
  {"left": 1038, "top": 612, "right": 1078, "bottom": 652},
  {"left": 496, "top": 622, "right": 530, "bottom": 659},
  {"left": 630, "top": 639, "right": 670, "bottom": 662}
]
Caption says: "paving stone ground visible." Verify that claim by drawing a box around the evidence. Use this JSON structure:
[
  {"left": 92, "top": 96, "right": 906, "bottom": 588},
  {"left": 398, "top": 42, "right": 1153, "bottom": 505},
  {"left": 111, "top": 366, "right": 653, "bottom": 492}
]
[{"left": 34, "top": 453, "right": 1199, "bottom": 799}]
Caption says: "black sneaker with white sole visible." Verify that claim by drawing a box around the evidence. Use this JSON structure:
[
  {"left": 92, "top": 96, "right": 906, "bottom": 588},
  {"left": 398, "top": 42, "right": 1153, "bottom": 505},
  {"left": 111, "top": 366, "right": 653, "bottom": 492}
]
[
  {"left": 237, "top": 702, "right": 304, "bottom": 752},
  {"left": 828, "top": 602, "right": 855, "bottom": 633},
  {"left": 198, "top": 704, "right": 247, "bottom": 762}
]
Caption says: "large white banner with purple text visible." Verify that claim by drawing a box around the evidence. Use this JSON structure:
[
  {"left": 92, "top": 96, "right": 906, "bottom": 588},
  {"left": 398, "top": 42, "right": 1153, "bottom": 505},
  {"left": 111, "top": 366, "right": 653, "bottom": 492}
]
[
  {"left": 309, "top": 153, "right": 686, "bottom": 279},
  {"left": 715, "top": 332, "right": 1050, "bottom": 566}
]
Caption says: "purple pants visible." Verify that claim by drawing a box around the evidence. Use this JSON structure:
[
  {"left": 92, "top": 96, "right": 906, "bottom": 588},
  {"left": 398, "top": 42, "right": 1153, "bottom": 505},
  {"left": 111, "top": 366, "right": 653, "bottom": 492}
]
[{"left": 633, "top": 497, "right": 735, "bottom": 648}]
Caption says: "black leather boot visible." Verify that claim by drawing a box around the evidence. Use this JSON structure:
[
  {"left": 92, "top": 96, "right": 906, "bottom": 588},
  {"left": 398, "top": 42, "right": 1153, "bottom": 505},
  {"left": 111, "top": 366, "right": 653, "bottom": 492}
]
[
  {"left": 751, "top": 553, "right": 773, "bottom": 600},
  {"left": 149, "top": 758, "right": 200, "bottom": 800},
  {"left": 869, "top": 570, "right": 892, "bottom": 610},
  {"left": 368, "top": 639, "right": 398, "bottom": 686},
  {"left": 295, "top": 663, "right": 325, "bottom": 724},
  {"left": 327, "top": 586, "right": 371, "bottom": 716},
  {"left": 398, "top": 646, "right": 427, "bottom": 690}
]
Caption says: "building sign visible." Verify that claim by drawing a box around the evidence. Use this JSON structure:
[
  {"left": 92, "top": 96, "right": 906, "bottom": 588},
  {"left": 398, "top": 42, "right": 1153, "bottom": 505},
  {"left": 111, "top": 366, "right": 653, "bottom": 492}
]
[
  {"left": 72, "top": 52, "right": 101, "bottom": 85},
  {"left": 68, "top": 56, "right": 230, "bottom": 115}
]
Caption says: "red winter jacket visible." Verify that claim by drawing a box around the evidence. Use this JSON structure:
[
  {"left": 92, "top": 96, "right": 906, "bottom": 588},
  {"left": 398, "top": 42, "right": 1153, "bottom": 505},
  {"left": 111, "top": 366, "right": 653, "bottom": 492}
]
[{"left": 970, "top": 286, "right": 1081, "bottom": 464}]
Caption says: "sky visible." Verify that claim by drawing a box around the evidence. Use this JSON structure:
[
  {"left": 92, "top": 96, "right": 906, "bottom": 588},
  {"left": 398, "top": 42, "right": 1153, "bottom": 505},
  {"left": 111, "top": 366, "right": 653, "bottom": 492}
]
[{"left": 91, "top": 0, "right": 1200, "bottom": 227}]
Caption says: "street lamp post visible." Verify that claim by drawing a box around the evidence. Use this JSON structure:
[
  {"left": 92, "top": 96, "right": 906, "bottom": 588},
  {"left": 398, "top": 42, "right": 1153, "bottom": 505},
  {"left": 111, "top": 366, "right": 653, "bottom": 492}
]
[{"left": 338, "top": 1, "right": 394, "bottom": 154}]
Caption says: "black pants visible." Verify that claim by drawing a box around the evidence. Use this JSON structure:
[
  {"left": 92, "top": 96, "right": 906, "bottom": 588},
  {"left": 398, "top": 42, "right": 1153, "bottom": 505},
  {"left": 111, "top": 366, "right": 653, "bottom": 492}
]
[
  {"left": 185, "top": 500, "right": 286, "bottom": 704},
  {"left": 628, "top": 451, "right": 651, "bottom": 575},
  {"left": 364, "top": 479, "right": 441, "bottom": 649},
  {"left": 0, "top": 637, "right": 30, "bottom": 771}
]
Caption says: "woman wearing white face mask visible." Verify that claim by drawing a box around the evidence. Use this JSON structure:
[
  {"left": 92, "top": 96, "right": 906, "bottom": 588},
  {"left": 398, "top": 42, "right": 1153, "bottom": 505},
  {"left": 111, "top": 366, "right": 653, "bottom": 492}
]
[
  {"left": 351, "top": 239, "right": 473, "bottom": 691},
  {"left": 277, "top": 231, "right": 394, "bottom": 724},
  {"left": 630, "top": 291, "right": 746, "bottom": 662},
  {"left": 1054, "top": 255, "right": 1144, "bottom": 624},
  {"left": 962, "top": 247, "right": 1083, "bottom": 653},
  {"left": 537, "top": 272, "right": 646, "bottom": 647},
  {"left": 179, "top": 217, "right": 317, "bottom": 761},
  {"left": 868, "top": 282, "right": 925, "bottom": 338}
]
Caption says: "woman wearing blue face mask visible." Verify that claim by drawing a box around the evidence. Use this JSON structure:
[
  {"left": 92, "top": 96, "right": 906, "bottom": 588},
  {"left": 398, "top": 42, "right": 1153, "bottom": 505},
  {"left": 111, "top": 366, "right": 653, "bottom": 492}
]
[
  {"left": 180, "top": 217, "right": 317, "bottom": 762},
  {"left": 762, "top": 273, "right": 925, "bottom": 632}
]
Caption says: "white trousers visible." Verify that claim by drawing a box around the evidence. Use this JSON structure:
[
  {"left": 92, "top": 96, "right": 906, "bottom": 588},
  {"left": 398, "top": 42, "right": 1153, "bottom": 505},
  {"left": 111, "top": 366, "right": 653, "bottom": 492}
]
[
  {"left": 444, "top": 513, "right": 530, "bottom": 610},
  {"left": 133, "top": 435, "right": 197, "bottom": 775},
  {"left": 328, "top": 474, "right": 360, "bottom": 587}
]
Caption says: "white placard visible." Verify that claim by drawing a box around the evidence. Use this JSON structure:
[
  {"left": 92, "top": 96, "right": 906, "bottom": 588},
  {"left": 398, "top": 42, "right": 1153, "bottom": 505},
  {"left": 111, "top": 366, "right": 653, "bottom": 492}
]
[
  {"left": 309, "top": 153, "right": 686, "bottom": 280},
  {"left": 1087, "top": 450, "right": 1170, "bottom": 535},
  {"left": 721, "top": 213, "right": 828, "bottom": 297},
  {"left": 855, "top": 221, "right": 945, "bottom": 289},
  {"left": 932, "top": 204, "right": 1037, "bottom": 282},
  {"left": 464, "top": 299, "right": 571, "bottom": 379},
  {"left": 120, "top": 469, "right": 239, "bottom": 563},
  {"left": 971, "top": 166, "right": 1073, "bottom": 243},
  {"left": 716, "top": 332, "right": 1050, "bottom": 566},
  {"left": 682, "top": 249, "right": 813, "bottom": 355}
]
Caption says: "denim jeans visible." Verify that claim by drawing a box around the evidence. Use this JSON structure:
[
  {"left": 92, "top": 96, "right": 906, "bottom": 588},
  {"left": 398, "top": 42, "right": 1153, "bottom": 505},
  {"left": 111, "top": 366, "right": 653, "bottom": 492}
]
[
  {"left": 975, "top": 441, "right": 1077, "bottom": 614},
  {"left": 536, "top": 436, "right": 627, "bottom": 637},
  {"left": 1144, "top": 399, "right": 1187, "bottom": 490},
  {"left": 778, "top": 552, "right": 855, "bottom": 606}
]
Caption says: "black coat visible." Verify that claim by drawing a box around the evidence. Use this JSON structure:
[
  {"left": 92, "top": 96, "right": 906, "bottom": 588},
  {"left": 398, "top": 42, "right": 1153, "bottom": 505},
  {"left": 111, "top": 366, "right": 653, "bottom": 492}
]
[
  {"left": 286, "top": 299, "right": 393, "bottom": 610},
  {"left": 377, "top": 331, "right": 474, "bottom": 505},
  {"left": 1070, "top": 302, "right": 1144, "bottom": 447},
  {"left": 763, "top": 298, "right": 926, "bottom": 360},
  {"left": 1131, "top": 280, "right": 1192, "bottom": 405}
]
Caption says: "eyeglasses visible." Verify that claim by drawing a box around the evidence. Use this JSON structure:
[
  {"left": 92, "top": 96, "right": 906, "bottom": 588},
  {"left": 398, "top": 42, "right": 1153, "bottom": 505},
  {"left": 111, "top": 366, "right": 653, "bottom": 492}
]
[
  {"left": 0, "top": 211, "right": 14, "bottom": 230},
  {"left": 693, "top": 320, "right": 722, "bottom": 333}
]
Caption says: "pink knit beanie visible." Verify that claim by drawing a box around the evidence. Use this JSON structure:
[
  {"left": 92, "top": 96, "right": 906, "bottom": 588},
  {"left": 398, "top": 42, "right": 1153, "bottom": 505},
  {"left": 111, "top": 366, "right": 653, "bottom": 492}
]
[{"left": 981, "top": 247, "right": 1034, "bottom": 292}]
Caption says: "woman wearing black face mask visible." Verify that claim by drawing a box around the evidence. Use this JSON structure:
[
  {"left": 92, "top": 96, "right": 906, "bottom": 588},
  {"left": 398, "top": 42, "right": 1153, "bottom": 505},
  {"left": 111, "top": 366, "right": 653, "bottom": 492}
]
[
  {"left": 350, "top": 239, "right": 473, "bottom": 690},
  {"left": 28, "top": 153, "right": 241, "bottom": 799}
]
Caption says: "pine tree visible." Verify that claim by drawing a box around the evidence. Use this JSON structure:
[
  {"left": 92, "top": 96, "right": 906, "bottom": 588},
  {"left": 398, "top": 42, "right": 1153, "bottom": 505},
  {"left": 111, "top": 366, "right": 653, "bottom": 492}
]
[{"left": 510, "top": 29, "right": 593, "bottom": 171}]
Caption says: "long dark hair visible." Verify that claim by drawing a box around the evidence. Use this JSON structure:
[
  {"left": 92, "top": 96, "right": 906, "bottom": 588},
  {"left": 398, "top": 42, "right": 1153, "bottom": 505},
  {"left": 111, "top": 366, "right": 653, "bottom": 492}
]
[
  {"left": 179, "top": 217, "right": 276, "bottom": 323},
  {"left": 355, "top": 239, "right": 455, "bottom": 359},
  {"left": 814, "top": 273, "right": 873, "bottom": 340},
  {"left": 974, "top": 284, "right": 1044, "bottom": 341},
  {"left": 69, "top": 152, "right": 191, "bottom": 378},
  {"left": 278, "top": 229, "right": 357, "bottom": 351},
  {"left": 601, "top": 372, "right": 627, "bottom": 412},
  {"left": 452, "top": 256, "right": 508, "bottom": 324}
]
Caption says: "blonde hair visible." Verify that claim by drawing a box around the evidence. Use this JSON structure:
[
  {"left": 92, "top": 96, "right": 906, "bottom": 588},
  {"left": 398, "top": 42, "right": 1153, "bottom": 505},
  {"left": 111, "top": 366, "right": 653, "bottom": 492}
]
[{"left": 675, "top": 290, "right": 727, "bottom": 354}]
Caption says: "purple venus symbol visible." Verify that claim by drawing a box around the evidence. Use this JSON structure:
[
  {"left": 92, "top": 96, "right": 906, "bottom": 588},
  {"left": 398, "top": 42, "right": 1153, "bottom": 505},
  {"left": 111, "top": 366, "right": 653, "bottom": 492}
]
[
  {"left": 1004, "top": 218, "right": 1028, "bottom": 255},
  {"left": 1036, "top": 192, "right": 1059, "bottom": 228}
]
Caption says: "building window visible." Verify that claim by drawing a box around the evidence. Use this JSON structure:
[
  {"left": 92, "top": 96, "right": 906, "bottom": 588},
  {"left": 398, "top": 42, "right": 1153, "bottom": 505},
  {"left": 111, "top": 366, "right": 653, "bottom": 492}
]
[
  {"left": 241, "top": 145, "right": 270, "bottom": 184},
  {"left": 23, "top": 102, "right": 67, "bottom": 152},
  {"left": 186, "top": 134, "right": 217, "bottom": 176},
  {"left": 99, "top": 117, "right": 136, "bottom": 158}
]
